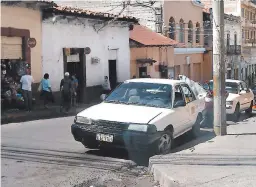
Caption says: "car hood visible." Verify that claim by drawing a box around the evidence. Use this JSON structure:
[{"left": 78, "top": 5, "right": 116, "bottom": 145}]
[
  {"left": 226, "top": 93, "right": 240, "bottom": 101},
  {"left": 77, "top": 102, "right": 171, "bottom": 124}
]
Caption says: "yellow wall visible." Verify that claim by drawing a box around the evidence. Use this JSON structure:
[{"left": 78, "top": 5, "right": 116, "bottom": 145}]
[
  {"left": 1, "top": 5, "right": 42, "bottom": 82},
  {"left": 163, "top": 1, "right": 204, "bottom": 47},
  {"left": 203, "top": 50, "right": 213, "bottom": 81},
  {"left": 130, "top": 46, "right": 174, "bottom": 78},
  {"left": 174, "top": 53, "right": 205, "bottom": 82}
]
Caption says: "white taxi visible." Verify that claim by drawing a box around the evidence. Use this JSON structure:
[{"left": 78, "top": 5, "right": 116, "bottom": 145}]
[
  {"left": 209, "top": 79, "right": 254, "bottom": 121},
  {"left": 71, "top": 79, "right": 205, "bottom": 156}
]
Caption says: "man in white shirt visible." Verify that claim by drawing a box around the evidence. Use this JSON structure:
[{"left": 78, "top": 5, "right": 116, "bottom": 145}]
[{"left": 20, "top": 69, "right": 34, "bottom": 111}]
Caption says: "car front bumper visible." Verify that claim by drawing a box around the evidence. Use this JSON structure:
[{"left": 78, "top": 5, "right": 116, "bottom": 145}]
[{"left": 71, "top": 123, "right": 160, "bottom": 152}]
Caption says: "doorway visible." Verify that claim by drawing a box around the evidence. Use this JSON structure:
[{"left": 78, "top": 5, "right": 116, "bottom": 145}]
[
  {"left": 63, "top": 48, "right": 85, "bottom": 103},
  {"left": 139, "top": 67, "right": 147, "bottom": 78},
  {"left": 108, "top": 60, "right": 117, "bottom": 89}
]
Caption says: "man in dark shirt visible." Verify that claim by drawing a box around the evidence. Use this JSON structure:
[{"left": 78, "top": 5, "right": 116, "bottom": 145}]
[{"left": 60, "top": 72, "right": 72, "bottom": 113}]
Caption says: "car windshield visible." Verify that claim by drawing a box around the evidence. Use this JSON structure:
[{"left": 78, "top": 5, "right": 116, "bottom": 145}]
[
  {"left": 209, "top": 81, "right": 238, "bottom": 94},
  {"left": 104, "top": 81, "right": 172, "bottom": 108}
]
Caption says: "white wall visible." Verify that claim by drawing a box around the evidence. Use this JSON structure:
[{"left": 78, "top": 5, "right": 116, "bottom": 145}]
[
  {"left": 55, "top": 0, "right": 162, "bottom": 32},
  {"left": 42, "top": 18, "right": 130, "bottom": 91},
  {"left": 224, "top": 19, "right": 242, "bottom": 46}
]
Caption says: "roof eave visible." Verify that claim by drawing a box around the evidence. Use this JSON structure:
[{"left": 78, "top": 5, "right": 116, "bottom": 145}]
[
  {"left": 1, "top": 1, "right": 57, "bottom": 9},
  {"left": 43, "top": 8, "right": 138, "bottom": 23}
]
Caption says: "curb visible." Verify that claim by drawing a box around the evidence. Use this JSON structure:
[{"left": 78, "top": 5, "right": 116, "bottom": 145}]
[
  {"left": 1, "top": 111, "right": 76, "bottom": 125},
  {"left": 1, "top": 102, "right": 100, "bottom": 125},
  {"left": 148, "top": 130, "right": 216, "bottom": 187},
  {"left": 149, "top": 165, "right": 181, "bottom": 187}
]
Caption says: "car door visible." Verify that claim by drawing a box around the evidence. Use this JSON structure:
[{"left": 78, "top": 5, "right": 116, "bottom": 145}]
[
  {"left": 180, "top": 83, "right": 198, "bottom": 128},
  {"left": 172, "top": 84, "right": 190, "bottom": 136},
  {"left": 241, "top": 81, "right": 252, "bottom": 109}
]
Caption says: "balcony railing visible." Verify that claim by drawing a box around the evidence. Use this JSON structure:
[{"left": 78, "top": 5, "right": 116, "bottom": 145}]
[{"left": 226, "top": 45, "right": 241, "bottom": 55}]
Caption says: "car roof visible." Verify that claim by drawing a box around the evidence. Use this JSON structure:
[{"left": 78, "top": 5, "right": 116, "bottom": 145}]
[
  {"left": 209, "top": 79, "right": 242, "bottom": 83},
  {"left": 126, "top": 78, "right": 186, "bottom": 85}
]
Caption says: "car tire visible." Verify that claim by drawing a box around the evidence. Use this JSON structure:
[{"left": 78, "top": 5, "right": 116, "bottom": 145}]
[
  {"left": 156, "top": 130, "right": 173, "bottom": 155},
  {"left": 232, "top": 103, "right": 240, "bottom": 122},
  {"left": 191, "top": 113, "right": 202, "bottom": 138},
  {"left": 245, "top": 101, "right": 253, "bottom": 117}
]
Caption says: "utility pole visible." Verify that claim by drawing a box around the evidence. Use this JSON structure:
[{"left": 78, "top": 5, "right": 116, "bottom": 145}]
[{"left": 212, "top": 0, "right": 227, "bottom": 136}]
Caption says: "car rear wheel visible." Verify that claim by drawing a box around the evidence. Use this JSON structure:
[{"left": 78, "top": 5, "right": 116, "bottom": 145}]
[
  {"left": 232, "top": 103, "right": 240, "bottom": 122},
  {"left": 245, "top": 101, "right": 253, "bottom": 117},
  {"left": 157, "top": 130, "right": 173, "bottom": 155}
]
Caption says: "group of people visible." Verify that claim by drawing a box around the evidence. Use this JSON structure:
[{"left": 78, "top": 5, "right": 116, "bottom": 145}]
[
  {"left": 20, "top": 70, "right": 78, "bottom": 113},
  {"left": 59, "top": 72, "right": 78, "bottom": 113}
]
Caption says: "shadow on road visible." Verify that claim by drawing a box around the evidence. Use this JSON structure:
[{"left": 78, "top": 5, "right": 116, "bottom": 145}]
[
  {"left": 172, "top": 129, "right": 215, "bottom": 153},
  {"left": 227, "top": 112, "right": 256, "bottom": 126},
  {"left": 86, "top": 128, "right": 216, "bottom": 166},
  {"left": 86, "top": 148, "right": 129, "bottom": 160}
]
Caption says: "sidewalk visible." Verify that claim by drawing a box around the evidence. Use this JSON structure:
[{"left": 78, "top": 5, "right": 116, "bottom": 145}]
[
  {"left": 149, "top": 116, "right": 256, "bottom": 187},
  {"left": 1, "top": 101, "right": 100, "bottom": 125}
]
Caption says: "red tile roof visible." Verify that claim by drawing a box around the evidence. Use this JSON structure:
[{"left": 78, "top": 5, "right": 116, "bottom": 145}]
[
  {"left": 47, "top": 5, "right": 138, "bottom": 22},
  {"left": 130, "top": 25, "right": 178, "bottom": 46}
]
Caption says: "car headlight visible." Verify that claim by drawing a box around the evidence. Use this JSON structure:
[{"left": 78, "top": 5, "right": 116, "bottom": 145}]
[
  {"left": 74, "top": 116, "right": 92, "bottom": 124},
  {"left": 226, "top": 101, "right": 233, "bottom": 105},
  {"left": 128, "top": 124, "right": 148, "bottom": 132}
]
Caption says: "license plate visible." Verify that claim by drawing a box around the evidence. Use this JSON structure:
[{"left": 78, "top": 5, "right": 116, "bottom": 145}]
[{"left": 96, "top": 133, "right": 113, "bottom": 142}]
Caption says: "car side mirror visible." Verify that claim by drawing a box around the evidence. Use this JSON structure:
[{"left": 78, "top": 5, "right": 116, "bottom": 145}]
[
  {"left": 100, "top": 94, "right": 107, "bottom": 101},
  {"left": 174, "top": 100, "right": 186, "bottom": 108},
  {"left": 240, "top": 90, "right": 246, "bottom": 95}
]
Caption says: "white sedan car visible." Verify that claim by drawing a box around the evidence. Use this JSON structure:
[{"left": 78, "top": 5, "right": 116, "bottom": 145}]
[
  {"left": 71, "top": 79, "right": 205, "bottom": 156},
  {"left": 209, "top": 79, "right": 254, "bottom": 121}
]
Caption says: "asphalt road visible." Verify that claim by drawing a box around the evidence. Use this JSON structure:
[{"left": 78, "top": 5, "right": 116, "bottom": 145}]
[
  {"left": 1, "top": 112, "right": 255, "bottom": 187},
  {"left": 1, "top": 117, "right": 156, "bottom": 187}
]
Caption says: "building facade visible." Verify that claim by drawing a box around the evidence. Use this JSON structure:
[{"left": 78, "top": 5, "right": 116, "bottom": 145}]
[
  {"left": 55, "top": 0, "right": 209, "bottom": 82},
  {"left": 42, "top": 6, "right": 137, "bottom": 102},
  {"left": 203, "top": 0, "right": 256, "bottom": 81},
  {"left": 1, "top": 1, "right": 53, "bottom": 83},
  {"left": 173, "top": 48, "right": 206, "bottom": 82},
  {"left": 55, "top": 0, "right": 205, "bottom": 46},
  {"left": 55, "top": 0, "right": 162, "bottom": 32},
  {"left": 240, "top": 0, "right": 256, "bottom": 80},
  {"left": 129, "top": 25, "right": 176, "bottom": 78},
  {"left": 224, "top": 14, "right": 242, "bottom": 79},
  {"left": 163, "top": 0, "right": 205, "bottom": 48}
]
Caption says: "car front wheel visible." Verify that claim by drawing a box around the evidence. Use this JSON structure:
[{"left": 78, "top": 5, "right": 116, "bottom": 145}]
[
  {"left": 191, "top": 114, "right": 202, "bottom": 138},
  {"left": 157, "top": 130, "right": 173, "bottom": 155},
  {"left": 232, "top": 103, "right": 240, "bottom": 122},
  {"left": 245, "top": 101, "right": 253, "bottom": 117}
]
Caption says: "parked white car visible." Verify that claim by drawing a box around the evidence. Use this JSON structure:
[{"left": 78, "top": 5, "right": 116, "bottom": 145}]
[
  {"left": 71, "top": 79, "right": 205, "bottom": 156},
  {"left": 209, "top": 79, "right": 254, "bottom": 121}
]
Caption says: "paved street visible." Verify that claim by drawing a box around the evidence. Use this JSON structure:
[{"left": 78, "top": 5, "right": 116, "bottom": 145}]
[
  {"left": 150, "top": 113, "right": 256, "bottom": 187},
  {"left": 2, "top": 112, "right": 255, "bottom": 187},
  {"left": 1, "top": 117, "right": 156, "bottom": 187}
]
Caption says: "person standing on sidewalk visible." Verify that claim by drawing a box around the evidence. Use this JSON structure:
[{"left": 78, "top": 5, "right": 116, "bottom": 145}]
[
  {"left": 60, "top": 72, "right": 72, "bottom": 113},
  {"left": 41, "top": 73, "right": 54, "bottom": 109},
  {"left": 20, "top": 69, "right": 34, "bottom": 112},
  {"left": 71, "top": 75, "right": 78, "bottom": 107},
  {"left": 102, "top": 76, "right": 111, "bottom": 95}
]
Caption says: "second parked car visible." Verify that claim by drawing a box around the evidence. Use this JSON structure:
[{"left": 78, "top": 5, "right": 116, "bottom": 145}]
[{"left": 208, "top": 79, "right": 255, "bottom": 121}]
